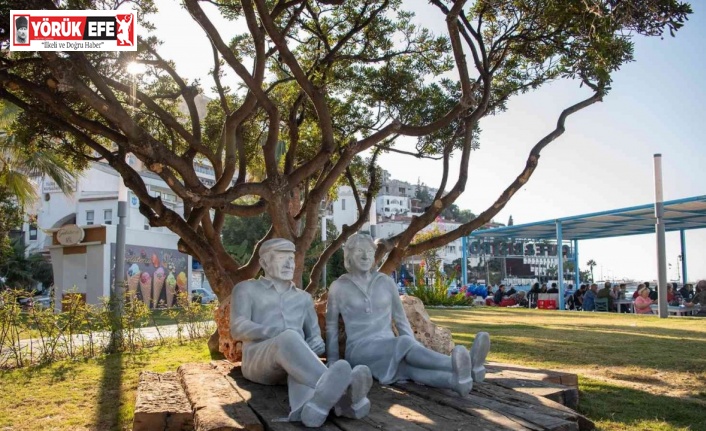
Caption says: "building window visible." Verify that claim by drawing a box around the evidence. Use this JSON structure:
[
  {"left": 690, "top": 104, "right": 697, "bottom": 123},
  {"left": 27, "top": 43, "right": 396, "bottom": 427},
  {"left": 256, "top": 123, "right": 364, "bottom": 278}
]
[
  {"left": 386, "top": 199, "right": 390, "bottom": 205},
  {"left": 399, "top": 187, "right": 405, "bottom": 195},
  {"left": 104, "top": 209, "right": 113, "bottom": 225},
  {"left": 29, "top": 224, "right": 38, "bottom": 241},
  {"left": 144, "top": 224, "right": 150, "bottom": 230},
  {"left": 86, "top": 210, "right": 94, "bottom": 225},
  {"left": 385, "top": 186, "right": 389, "bottom": 193},
  {"left": 341, "top": 199, "right": 346, "bottom": 211}
]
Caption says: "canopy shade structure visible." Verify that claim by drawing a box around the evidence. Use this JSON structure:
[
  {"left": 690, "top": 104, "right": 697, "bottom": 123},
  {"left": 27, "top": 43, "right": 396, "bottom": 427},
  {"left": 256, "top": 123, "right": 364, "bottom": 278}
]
[
  {"left": 470, "top": 195, "right": 706, "bottom": 241},
  {"left": 461, "top": 195, "right": 706, "bottom": 309}
]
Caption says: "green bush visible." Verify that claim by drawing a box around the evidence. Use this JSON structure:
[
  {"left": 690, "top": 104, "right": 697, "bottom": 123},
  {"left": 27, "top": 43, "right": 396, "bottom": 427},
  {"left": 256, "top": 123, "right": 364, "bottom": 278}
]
[
  {"left": 166, "top": 292, "right": 217, "bottom": 342},
  {"left": 405, "top": 277, "right": 471, "bottom": 306}
]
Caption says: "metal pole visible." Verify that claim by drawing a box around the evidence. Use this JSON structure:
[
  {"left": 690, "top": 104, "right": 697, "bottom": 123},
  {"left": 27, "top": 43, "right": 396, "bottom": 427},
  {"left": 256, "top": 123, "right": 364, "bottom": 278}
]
[
  {"left": 680, "top": 230, "right": 687, "bottom": 283},
  {"left": 462, "top": 236, "right": 468, "bottom": 286},
  {"left": 654, "top": 154, "right": 668, "bottom": 318},
  {"left": 573, "top": 240, "right": 579, "bottom": 288},
  {"left": 110, "top": 199, "right": 127, "bottom": 351},
  {"left": 556, "top": 221, "right": 564, "bottom": 310},
  {"left": 321, "top": 215, "right": 327, "bottom": 289}
]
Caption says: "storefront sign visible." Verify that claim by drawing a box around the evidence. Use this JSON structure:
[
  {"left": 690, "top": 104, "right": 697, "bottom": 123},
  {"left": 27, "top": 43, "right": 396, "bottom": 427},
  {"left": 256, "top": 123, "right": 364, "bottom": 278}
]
[
  {"left": 57, "top": 224, "right": 85, "bottom": 245},
  {"left": 468, "top": 240, "right": 572, "bottom": 258}
]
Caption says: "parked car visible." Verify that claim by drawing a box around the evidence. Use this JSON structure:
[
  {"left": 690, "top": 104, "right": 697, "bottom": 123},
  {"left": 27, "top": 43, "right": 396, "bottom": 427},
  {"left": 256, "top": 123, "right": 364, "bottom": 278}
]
[
  {"left": 17, "top": 295, "right": 34, "bottom": 310},
  {"left": 191, "top": 288, "right": 217, "bottom": 304},
  {"left": 33, "top": 296, "right": 52, "bottom": 310}
]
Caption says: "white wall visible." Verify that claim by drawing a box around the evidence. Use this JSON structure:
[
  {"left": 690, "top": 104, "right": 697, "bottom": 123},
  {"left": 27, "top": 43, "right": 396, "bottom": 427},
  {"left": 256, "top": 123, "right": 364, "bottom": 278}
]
[
  {"left": 332, "top": 186, "right": 358, "bottom": 234},
  {"left": 376, "top": 194, "right": 410, "bottom": 217}
]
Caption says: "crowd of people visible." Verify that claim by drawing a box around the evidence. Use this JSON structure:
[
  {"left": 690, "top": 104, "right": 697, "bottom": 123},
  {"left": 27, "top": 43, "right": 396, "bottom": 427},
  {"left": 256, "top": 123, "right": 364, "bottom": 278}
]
[
  {"left": 455, "top": 280, "right": 706, "bottom": 316},
  {"left": 561, "top": 280, "right": 705, "bottom": 315}
]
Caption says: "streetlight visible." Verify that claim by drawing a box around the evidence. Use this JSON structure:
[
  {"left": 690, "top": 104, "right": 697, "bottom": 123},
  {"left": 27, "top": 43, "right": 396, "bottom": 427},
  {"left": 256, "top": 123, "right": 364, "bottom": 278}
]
[
  {"left": 677, "top": 255, "right": 682, "bottom": 283},
  {"left": 109, "top": 181, "right": 128, "bottom": 352},
  {"left": 320, "top": 214, "right": 332, "bottom": 289}
]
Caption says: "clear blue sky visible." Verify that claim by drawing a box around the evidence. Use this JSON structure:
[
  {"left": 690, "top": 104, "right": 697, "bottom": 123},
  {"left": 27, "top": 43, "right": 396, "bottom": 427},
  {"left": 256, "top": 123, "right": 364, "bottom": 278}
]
[{"left": 147, "top": 1, "right": 705, "bottom": 282}]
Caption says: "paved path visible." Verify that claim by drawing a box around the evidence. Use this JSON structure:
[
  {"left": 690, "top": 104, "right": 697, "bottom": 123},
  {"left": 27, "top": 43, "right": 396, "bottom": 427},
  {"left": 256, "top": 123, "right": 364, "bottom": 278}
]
[{"left": 1, "top": 323, "right": 212, "bottom": 366}]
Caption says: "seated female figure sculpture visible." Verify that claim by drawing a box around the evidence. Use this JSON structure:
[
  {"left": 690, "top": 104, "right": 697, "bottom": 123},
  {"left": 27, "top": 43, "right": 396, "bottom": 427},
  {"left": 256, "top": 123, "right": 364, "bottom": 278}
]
[
  {"left": 326, "top": 233, "right": 490, "bottom": 396},
  {"left": 230, "top": 238, "right": 372, "bottom": 427}
]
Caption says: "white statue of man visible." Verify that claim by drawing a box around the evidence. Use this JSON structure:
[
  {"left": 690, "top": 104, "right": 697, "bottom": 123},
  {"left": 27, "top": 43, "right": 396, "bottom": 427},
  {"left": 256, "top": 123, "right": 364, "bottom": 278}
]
[
  {"left": 230, "top": 238, "right": 372, "bottom": 427},
  {"left": 326, "top": 233, "right": 490, "bottom": 396}
]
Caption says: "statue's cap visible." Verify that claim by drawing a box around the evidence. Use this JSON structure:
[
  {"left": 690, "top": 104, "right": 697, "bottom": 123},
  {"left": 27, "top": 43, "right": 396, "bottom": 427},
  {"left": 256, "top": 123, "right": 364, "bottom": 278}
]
[
  {"left": 259, "top": 238, "right": 296, "bottom": 256},
  {"left": 16, "top": 16, "right": 28, "bottom": 28}
]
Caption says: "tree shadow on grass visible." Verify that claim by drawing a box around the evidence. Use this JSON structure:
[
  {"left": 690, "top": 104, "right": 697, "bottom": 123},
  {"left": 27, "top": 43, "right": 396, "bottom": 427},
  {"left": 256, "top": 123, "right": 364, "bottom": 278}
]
[
  {"left": 95, "top": 351, "right": 123, "bottom": 430},
  {"left": 579, "top": 377, "right": 706, "bottom": 431}
]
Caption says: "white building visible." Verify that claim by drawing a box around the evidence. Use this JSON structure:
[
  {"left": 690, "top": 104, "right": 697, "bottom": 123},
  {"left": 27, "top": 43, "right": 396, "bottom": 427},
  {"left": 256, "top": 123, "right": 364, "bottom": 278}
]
[
  {"left": 22, "top": 160, "right": 218, "bottom": 310},
  {"left": 376, "top": 194, "right": 411, "bottom": 218}
]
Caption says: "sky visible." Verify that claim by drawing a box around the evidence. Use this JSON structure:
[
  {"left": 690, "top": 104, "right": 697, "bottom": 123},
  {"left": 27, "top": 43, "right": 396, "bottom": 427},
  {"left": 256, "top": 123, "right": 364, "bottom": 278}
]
[{"left": 143, "top": 1, "right": 705, "bottom": 283}]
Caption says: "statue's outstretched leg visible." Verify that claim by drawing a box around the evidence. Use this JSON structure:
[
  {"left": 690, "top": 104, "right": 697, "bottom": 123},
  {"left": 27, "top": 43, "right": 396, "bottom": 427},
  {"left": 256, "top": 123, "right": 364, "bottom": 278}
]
[
  {"left": 271, "top": 330, "right": 327, "bottom": 387},
  {"left": 398, "top": 345, "right": 473, "bottom": 396},
  {"left": 301, "top": 360, "right": 352, "bottom": 427},
  {"left": 335, "top": 365, "right": 373, "bottom": 419},
  {"left": 470, "top": 332, "right": 490, "bottom": 383},
  {"left": 404, "top": 340, "right": 452, "bottom": 371},
  {"left": 450, "top": 345, "right": 473, "bottom": 395}
]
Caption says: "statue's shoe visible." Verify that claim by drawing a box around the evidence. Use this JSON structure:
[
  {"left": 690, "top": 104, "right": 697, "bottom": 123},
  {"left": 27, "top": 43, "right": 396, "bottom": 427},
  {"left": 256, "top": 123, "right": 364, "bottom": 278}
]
[
  {"left": 451, "top": 345, "right": 473, "bottom": 396},
  {"left": 301, "top": 360, "right": 352, "bottom": 428},
  {"left": 335, "top": 365, "right": 373, "bottom": 419},
  {"left": 470, "top": 332, "right": 491, "bottom": 383}
]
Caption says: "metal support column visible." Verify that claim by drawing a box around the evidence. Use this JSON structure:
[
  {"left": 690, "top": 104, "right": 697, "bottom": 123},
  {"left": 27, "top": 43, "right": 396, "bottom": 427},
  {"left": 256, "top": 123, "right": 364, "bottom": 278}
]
[
  {"left": 321, "top": 216, "right": 328, "bottom": 289},
  {"left": 680, "top": 230, "right": 687, "bottom": 284},
  {"left": 109, "top": 199, "right": 128, "bottom": 351},
  {"left": 654, "top": 154, "right": 668, "bottom": 318},
  {"left": 556, "top": 221, "right": 564, "bottom": 310},
  {"left": 462, "top": 236, "right": 468, "bottom": 286},
  {"left": 573, "top": 240, "right": 580, "bottom": 289}
]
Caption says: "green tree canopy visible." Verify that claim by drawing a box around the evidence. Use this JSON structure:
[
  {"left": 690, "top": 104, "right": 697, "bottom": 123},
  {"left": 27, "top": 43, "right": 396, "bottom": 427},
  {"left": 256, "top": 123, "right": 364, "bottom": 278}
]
[{"left": 0, "top": 0, "right": 692, "bottom": 301}]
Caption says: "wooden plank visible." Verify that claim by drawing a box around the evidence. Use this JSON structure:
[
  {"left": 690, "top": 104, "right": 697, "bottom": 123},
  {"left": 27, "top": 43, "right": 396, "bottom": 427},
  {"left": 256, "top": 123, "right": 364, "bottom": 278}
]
[
  {"left": 223, "top": 367, "right": 343, "bottom": 431},
  {"left": 486, "top": 377, "right": 578, "bottom": 410},
  {"left": 486, "top": 362, "right": 579, "bottom": 388},
  {"left": 471, "top": 383, "right": 594, "bottom": 431},
  {"left": 178, "top": 363, "right": 263, "bottom": 431},
  {"left": 331, "top": 383, "right": 516, "bottom": 431},
  {"left": 397, "top": 382, "right": 576, "bottom": 431},
  {"left": 214, "top": 363, "right": 593, "bottom": 431}
]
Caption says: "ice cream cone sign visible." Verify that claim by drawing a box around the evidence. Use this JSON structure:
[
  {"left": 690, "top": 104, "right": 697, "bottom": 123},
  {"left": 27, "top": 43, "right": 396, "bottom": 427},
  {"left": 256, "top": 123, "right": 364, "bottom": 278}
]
[{"left": 139, "top": 271, "right": 152, "bottom": 308}]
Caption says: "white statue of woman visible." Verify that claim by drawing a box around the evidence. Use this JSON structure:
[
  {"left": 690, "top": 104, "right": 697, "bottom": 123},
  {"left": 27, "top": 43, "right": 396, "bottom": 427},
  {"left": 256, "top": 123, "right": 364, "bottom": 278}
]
[
  {"left": 231, "top": 238, "right": 372, "bottom": 427},
  {"left": 326, "top": 233, "right": 490, "bottom": 396}
]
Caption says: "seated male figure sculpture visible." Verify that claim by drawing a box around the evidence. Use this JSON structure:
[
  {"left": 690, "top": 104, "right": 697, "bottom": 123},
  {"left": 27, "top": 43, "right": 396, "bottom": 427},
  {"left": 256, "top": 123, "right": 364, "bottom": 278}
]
[
  {"left": 326, "top": 233, "right": 490, "bottom": 396},
  {"left": 231, "top": 238, "right": 372, "bottom": 427}
]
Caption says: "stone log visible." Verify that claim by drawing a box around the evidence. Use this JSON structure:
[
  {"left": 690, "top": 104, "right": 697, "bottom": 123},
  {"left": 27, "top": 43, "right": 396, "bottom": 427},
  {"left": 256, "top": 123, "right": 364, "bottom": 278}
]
[
  {"left": 178, "top": 363, "right": 262, "bottom": 431},
  {"left": 133, "top": 371, "right": 193, "bottom": 431}
]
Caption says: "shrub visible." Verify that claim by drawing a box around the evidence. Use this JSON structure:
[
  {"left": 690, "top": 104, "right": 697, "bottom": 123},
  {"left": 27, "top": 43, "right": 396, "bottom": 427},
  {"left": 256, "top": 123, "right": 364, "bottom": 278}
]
[{"left": 405, "top": 277, "right": 471, "bottom": 307}]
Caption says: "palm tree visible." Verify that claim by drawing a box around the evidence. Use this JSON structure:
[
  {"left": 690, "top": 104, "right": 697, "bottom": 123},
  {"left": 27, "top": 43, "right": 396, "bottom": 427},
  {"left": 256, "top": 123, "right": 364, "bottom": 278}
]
[
  {"left": 0, "top": 238, "right": 53, "bottom": 291},
  {"left": 0, "top": 102, "right": 75, "bottom": 208},
  {"left": 586, "top": 259, "right": 597, "bottom": 282}
]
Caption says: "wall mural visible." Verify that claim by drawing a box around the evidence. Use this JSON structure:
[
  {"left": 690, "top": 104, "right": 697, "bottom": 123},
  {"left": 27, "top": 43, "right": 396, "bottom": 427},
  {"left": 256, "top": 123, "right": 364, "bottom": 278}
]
[{"left": 111, "top": 244, "right": 189, "bottom": 308}]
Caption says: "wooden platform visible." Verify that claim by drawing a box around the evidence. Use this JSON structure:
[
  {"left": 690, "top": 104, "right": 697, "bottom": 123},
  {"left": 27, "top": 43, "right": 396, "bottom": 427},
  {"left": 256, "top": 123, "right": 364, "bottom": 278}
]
[{"left": 134, "top": 361, "right": 594, "bottom": 431}]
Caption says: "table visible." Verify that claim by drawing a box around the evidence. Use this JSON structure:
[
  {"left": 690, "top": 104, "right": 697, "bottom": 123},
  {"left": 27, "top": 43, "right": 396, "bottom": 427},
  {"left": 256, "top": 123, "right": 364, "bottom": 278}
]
[
  {"left": 614, "top": 299, "right": 633, "bottom": 313},
  {"left": 649, "top": 304, "right": 701, "bottom": 316}
]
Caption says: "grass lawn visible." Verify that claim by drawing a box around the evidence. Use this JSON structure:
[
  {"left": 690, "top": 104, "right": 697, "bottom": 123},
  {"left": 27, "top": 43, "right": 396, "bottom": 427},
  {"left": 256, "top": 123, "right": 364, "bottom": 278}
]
[
  {"left": 0, "top": 340, "right": 212, "bottom": 431},
  {"left": 1, "top": 308, "right": 704, "bottom": 430},
  {"left": 429, "top": 307, "right": 706, "bottom": 431}
]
